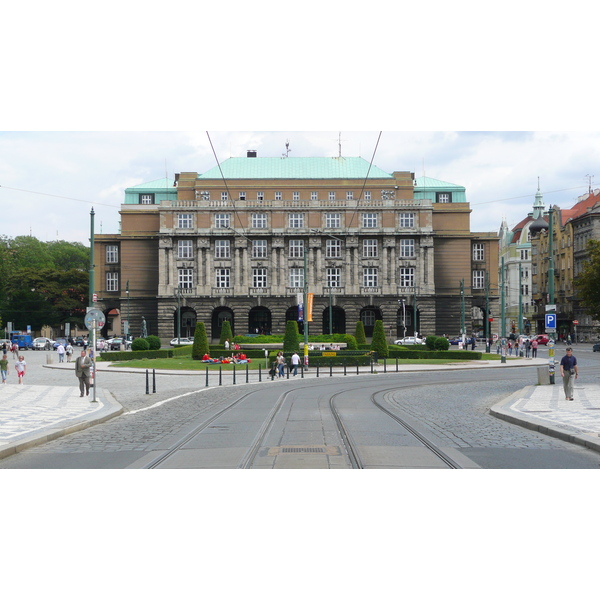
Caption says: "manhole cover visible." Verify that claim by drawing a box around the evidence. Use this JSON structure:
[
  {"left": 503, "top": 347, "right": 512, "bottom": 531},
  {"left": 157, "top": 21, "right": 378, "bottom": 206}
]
[{"left": 281, "top": 447, "right": 325, "bottom": 454}]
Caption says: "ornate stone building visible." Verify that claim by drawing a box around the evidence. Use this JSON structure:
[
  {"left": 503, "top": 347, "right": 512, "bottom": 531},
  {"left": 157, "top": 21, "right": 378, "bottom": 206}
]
[{"left": 94, "top": 153, "right": 499, "bottom": 342}]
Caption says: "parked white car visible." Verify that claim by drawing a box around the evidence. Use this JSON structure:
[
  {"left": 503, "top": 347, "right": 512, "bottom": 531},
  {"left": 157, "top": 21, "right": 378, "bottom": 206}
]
[
  {"left": 33, "top": 337, "right": 53, "bottom": 350},
  {"left": 170, "top": 337, "right": 194, "bottom": 346},
  {"left": 394, "top": 336, "right": 426, "bottom": 345}
]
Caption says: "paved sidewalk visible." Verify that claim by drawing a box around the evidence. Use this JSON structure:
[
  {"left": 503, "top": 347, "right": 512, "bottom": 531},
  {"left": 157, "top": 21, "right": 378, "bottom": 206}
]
[
  {"left": 490, "top": 381, "right": 600, "bottom": 453},
  {"left": 1, "top": 356, "right": 600, "bottom": 460}
]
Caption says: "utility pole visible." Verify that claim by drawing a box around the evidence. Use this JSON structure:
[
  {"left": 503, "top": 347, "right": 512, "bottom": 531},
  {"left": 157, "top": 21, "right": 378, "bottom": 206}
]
[
  {"left": 501, "top": 257, "right": 506, "bottom": 338},
  {"left": 89, "top": 208, "right": 95, "bottom": 307},
  {"left": 460, "top": 279, "right": 465, "bottom": 343},
  {"left": 518, "top": 265, "right": 523, "bottom": 335}
]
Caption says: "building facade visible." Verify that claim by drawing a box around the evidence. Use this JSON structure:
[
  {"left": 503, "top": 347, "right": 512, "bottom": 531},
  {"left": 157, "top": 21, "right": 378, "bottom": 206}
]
[{"left": 94, "top": 154, "right": 499, "bottom": 343}]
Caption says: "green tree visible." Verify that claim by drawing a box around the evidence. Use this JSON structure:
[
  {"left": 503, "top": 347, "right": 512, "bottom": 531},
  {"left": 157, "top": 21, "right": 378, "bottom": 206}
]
[
  {"left": 283, "top": 320, "right": 300, "bottom": 353},
  {"left": 370, "top": 320, "right": 389, "bottom": 357},
  {"left": 220, "top": 320, "right": 233, "bottom": 345},
  {"left": 46, "top": 240, "right": 90, "bottom": 271},
  {"left": 355, "top": 321, "right": 366, "bottom": 345},
  {"left": 574, "top": 239, "right": 600, "bottom": 322},
  {"left": 192, "top": 322, "right": 209, "bottom": 360}
]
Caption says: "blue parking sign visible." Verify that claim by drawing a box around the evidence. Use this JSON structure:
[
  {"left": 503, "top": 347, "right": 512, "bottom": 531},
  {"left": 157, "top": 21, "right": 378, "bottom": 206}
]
[{"left": 545, "top": 313, "right": 557, "bottom": 329}]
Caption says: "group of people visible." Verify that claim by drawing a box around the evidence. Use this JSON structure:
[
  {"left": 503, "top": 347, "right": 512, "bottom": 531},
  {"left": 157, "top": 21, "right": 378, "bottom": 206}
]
[
  {"left": 200, "top": 352, "right": 251, "bottom": 364},
  {"left": 1, "top": 341, "right": 27, "bottom": 384},
  {"left": 223, "top": 339, "right": 241, "bottom": 351},
  {"left": 271, "top": 351, "right": 301, "bottom": 378},
  {"left": 55, "top": 341, "right": 75, "bottom": 363},
  {"left": 504, "top": 337, "right": 539, "bottom": 358}
]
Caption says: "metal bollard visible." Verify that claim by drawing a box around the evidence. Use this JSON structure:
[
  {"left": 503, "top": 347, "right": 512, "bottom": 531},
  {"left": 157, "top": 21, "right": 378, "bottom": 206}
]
[
  {"left": 316, "top": 363, "right": 319, "bottom": 378},
  {"left": 383, "top": 358, "right": 386, "bottom": 373},
  {"left": 259, "top": 364, "right": 262, "bottom": 382},
  {"left": 329, "top": 359, "right": 333, "bottom": 377},
  {"left": 396, "top": 357, "right": 398, "bottom": 372},
  {"left": 145, "top": 369, "right": 149, "bottom": 394},
  {"left": 219, "top": 366, "right": 222, "bottom": 386},
  {"left": 205, "top": 366, "right": 209, "bottom": 387},
  {"left": 152, "top": 369, "right": 156, "bottom": 393},
  {"left": 344, "top": 359, "right": 347, "bottom": 376},
  {"left": 246, "top": 363, "right": 249, "bottom": 383},
  {"left": 233, "top": 364, "right": 236, "bottom": 385}
]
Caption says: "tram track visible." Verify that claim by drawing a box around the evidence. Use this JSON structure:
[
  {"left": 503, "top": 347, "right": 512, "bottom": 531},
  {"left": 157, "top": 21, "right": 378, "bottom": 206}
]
[{"left": 144, "top": 375, "right": 483, "bottom": 468}]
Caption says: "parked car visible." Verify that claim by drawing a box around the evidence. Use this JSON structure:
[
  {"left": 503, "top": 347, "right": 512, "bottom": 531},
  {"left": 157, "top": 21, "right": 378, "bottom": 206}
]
[
  {"left": 170, "top": 337, "right": 194, "bottom": 346},
  {"left": 74, "top": 336, "right": 85, "bottom": 346},
  {"left": 535, "top": 334, "right": 550, "bottom": 345},
  {"left": 109, "top": 338, "right": 131, "bottom": 351},
  {"left": 593, "top": 342, "right": 600, "bottom": 352},
  {"left": 394, "top": 336, "right": 425, "bottom": 345},
  {"left": 33, "top": 337, "right": 53, "bottom": 351},
  {"left": 12, "top": 334, "right": 34, "bottom": 350}
]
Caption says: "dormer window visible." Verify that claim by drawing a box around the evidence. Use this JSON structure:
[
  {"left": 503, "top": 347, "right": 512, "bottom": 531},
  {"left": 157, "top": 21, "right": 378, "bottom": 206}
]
[
  {"left": 436, "top": 192, "right": 452, "bottom": 203},
  {"left": 139, "top": 193, "right": 155, "bottom": 204}
]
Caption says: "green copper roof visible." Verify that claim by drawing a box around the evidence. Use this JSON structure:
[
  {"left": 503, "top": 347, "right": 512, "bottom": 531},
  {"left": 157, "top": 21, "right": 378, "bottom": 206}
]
[
  {"left": 414, "top": 176, "right": 465, "bottom": 191},
  {"left": 125, "top": 177, "right": 175, "bottom": 191},
  {"left": 198, "top": 157, "right": 394, "bottom": 180}
]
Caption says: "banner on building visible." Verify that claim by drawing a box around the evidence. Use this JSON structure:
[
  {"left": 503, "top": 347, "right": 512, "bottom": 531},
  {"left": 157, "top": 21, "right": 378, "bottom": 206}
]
[{"left": 307, "top": 293, "right": 314, "bottom": 322}]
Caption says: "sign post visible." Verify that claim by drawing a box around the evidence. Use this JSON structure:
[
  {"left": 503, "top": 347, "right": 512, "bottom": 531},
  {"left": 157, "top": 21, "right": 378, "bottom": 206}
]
[{"left": 84, "top": 309, "right": 105, "bottom": 403}]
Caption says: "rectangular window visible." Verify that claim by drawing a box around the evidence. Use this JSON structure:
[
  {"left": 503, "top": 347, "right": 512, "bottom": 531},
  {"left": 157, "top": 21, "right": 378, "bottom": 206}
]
[
  {"left": 252, "top": 213, "right": 267, "bottom": 228},
  {"left": 215, "top": 268, "right": 230, "bottom": 288},
  {"left": 289, "top": 239, "right": 304, "bottom": 258},
  {"left": 257, "top": 191, "right": 264, "bottom": 201},
  {"left": 178, "top": 213, "right": 193, "bottom": 229},
  {"left": 221, "top": 192, "right": 228, "bottom": 202},
  {"left": 473, "top": 243, "right": 485, "bottom": 261},
  {"left": 400, "top": 239, "right": 415, "bottom": 258},
  {"left": 346, "top": 191, "right": 353, "bottom": 200},
  {"left": 106, "top": 272, "right": 119, "bottom": 292},
  {"left": 311, "top": 191, "right": 318, "bottom": 200},
  {"left": 325, "top": 213, "right": 341, "bottom": 228},
  {"left": 288, "top": 213, "right": 305, "bottom": 228},
  {"left": 399, "top": 212, "right": 415, "bottom": 228},
  {"left": 362, "top": 213, "right": 378, "bottom": 228},
  {"left": 293, "top": 191, "right": 300, "bottom": 201},
  {"left": 253, "top": 268, "right": 268, "bottom": 288},
  {"left": 139, "top": 193, "right": 154, "bottom": 205},
  {"left": 215, "top": 213, "right": 231, "bottom": 228},
  {"left": 215, "top": 239, "right": 230, "bottom": 259},
  {"left": 329, "top": 191, "right": 336, "bottom": 201},
  {"left": 178, "top": 239, "right": 193, "bottom": 259},
  {"left": 238, "top": 192, "right": 246, "bottom": 200},
  {"left": 289, "top": 268, "right": 304, "bottom": 288},
  {"left": 399, "top": 267, "right": 414, "bottom": 287},
  {"left": 363, "top": 239, "right": 378, "bottom": 258},
  {"left": 472, "top": 270, "right": 485, "bottom": 289},
  {"left": 363, "top": 268, "right": 378, "bottom": 287},
  {"left": 326, "top": 239, "right": 342, "bottom": 258},
  {"left": 178, "top": 268, "right": 193, "bottom": 289},
  {"left": 327, "top": 268, "right": 341, "bottom": 287},
  {"left": 520, "top": 249, "right": 529, "bottom": 260},
  {"left": 364, "top": 191, "right": 372, "bottom": 201},
  {"left": 275, "top": 191, "right": 282, "bottom": 201},
  {"left": 436, "top": 192, "right": 452, "bottom": 203},
  {"left": 106, "top": 245, "right": 118, "bottom": 263},
  {"left": 252, "top": 239, "right": 267, "bottom": 258}
]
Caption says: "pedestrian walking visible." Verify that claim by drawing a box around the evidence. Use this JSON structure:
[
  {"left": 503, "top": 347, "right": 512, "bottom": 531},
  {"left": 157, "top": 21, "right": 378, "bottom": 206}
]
[
  {"left": 276, "top": 351, "right": 285, "bottom": 378},
  {"left": 74, "top": 350, "right": 92, "bottom": 397},
  {"left": 559, "top": 347, "right": 578, "bottom": 401},
  {"left": 291, "top": 351, "right": 300, "bottom": 376},
  {"left": 11, "top": 341, "right": 19, "bottom": 359},
  {"left": 15, "top": 355, "right": 26, "bottom": 384},
  {"left": 57, "top": 342, "right": 66, "bottom": 363},
  {"left": 65, "top": 342, "right": 74, "bottom": 362},
  {"left": 1, "top": 355, "right": 8, "bottom": 383},
  {"left": 531, "top": 338, "right": 538, "bottom": 358},
  {"left": 524, "top": 338, "right": 531, "bottom": 358}
]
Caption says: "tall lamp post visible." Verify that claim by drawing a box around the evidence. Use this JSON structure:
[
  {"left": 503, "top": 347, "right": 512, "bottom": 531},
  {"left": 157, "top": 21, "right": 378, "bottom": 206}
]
[{"left": 398, "top": 298, "right": 406, "bottom": 339}]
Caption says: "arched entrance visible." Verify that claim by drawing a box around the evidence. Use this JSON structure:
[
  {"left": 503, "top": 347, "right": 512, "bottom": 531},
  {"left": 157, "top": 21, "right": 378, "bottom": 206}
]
[
  {"left": 212, "top": 307, "right": 234, "bottom": 340},
  {"left": 360, "top": 306, "right": 382, "bottom": 337},
  {"left": 322, "top": 306, "right": 346, "bottom": 334},
  {"left": 249, "top": 306, "right": 272, "bottom": 335},
  {"left": 174, "top": 306, "right": 197, "bottom": 338},
  {"left": 396, "top": 305, "right": 419, "bottom": 337}
]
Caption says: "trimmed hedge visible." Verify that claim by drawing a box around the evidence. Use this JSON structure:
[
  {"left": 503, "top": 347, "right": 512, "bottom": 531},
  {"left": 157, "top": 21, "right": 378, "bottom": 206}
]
[{"left": 97, "top": 349, "right": 175, "bottom": 361}]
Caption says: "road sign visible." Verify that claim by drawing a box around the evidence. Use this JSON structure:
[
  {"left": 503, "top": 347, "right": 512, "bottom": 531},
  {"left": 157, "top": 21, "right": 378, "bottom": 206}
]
[
  {"left": 545, "top": 313, "right": 557, "bottom": 329},
  {"left": 84, "top": 309, "right": 106, "bottom": 330},
  {"left": 546, "top": 304, "right": 556, "bottom": 312},
  {"left": 573, "top": 320, "right": 579, "bottom": 325}
]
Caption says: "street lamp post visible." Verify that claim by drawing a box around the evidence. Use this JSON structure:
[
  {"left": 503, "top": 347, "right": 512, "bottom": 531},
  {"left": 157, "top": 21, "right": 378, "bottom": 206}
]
[{"left": 398, "top": 298, "right": 406, "bottom": 339}]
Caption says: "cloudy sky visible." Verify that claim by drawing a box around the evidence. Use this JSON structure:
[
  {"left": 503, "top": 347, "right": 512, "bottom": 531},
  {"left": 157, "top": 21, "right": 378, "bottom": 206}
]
[{"left": 0, "top": 130, "right": 597, "bottom": 245}]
